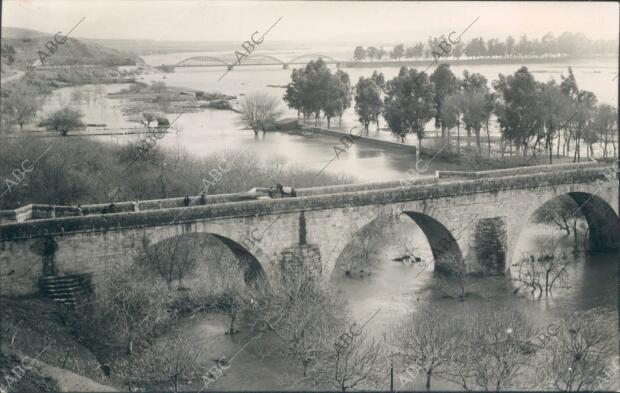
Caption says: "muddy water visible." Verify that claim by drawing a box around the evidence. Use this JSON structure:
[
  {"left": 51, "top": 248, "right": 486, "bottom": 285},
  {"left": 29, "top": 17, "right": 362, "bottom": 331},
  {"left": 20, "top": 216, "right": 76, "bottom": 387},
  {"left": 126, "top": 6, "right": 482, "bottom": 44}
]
[{"left": 176, "top": 219, "right": 616, "bottom": 391}]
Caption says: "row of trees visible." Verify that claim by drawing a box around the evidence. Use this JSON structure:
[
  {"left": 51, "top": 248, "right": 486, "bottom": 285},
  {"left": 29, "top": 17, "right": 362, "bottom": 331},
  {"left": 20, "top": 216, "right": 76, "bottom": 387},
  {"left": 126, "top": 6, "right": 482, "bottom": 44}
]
[
  {"left": 392, "top": 304, "right": 614, "bottom": 391},
  {"left": 283, "top": 59, "right": 352, "bottom": 127},
  {"left": 494, "top": 66, "right": 617, "bottom": 161},
  {"left": 353, "top": 31, "right": 617, "bottom": 61},
  {"left": 280, "top": 58, "right": 617, "bottom": 162},
  {"left": 351, "top": 65, "right": 617, "bottom": 161}
]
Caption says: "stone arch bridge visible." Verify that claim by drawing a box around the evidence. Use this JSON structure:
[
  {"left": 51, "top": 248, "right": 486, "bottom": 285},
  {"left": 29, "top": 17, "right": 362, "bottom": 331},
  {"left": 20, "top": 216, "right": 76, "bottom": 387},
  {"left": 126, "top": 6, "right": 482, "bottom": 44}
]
[{"left": 1, "top": 162, "right": 617, "bottom": 296}]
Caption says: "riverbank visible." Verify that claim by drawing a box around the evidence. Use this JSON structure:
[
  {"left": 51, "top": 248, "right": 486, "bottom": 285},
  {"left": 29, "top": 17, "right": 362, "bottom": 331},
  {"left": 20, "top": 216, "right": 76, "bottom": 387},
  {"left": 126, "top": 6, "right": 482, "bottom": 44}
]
[
  {"left": 340, "top": 54, "right": 616, "bottom": 68},
  {"left": 0, "top": 296, "right": 118, "bottom": 392}
]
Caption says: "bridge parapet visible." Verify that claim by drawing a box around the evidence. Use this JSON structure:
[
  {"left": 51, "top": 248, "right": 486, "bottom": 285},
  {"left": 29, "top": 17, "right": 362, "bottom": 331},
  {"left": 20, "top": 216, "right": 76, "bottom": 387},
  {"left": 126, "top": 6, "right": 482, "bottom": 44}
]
[
  {"left": 1, "top": 167, "right": 612, "bottom": 242},
  {"left": 0, "top": 192, "right": 263, "bottom": 224},
  {"left": 297, "top": 175, "right": 438, "bottom": 197}
]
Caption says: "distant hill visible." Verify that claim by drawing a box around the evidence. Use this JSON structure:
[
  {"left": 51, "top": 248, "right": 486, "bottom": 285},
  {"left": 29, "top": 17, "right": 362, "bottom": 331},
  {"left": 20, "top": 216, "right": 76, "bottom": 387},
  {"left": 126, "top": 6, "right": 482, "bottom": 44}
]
[
  {"left": 1, "top": 27, "right": 142, "bottom": 76},
  {"left": 80, "top": 38, "right": 309, "bottom": 55},
  {"left": 1, "top": 26, "right": 49, "bottom": 39}
]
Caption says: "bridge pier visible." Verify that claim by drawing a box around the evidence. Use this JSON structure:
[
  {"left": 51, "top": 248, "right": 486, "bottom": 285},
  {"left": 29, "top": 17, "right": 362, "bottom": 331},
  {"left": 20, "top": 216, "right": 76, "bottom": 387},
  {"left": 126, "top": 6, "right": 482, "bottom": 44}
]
[
  {"left": 469, "top": 217, "right": 508, "bottom": 275},
  {"left": 277, "top": 211, "right": 322, "bottom": 283},
  {"left": 279, "top": 244, "right": 322, "bottom": 284},
  {"left": 283, "top": 63, "right": 289, "bottom": 69}
]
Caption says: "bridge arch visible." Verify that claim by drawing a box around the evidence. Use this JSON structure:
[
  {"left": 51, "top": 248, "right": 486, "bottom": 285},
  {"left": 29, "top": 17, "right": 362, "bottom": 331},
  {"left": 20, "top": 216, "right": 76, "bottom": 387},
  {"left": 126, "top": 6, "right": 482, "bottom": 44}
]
[
  {"left": 288, "top": 53, "right": 338, "bottom": 64},
  {"left": 403, "top": 211, "right": 464, "bottom": 274},
  {"left": 509, "top": 190, "right": 619, "bottom": 272},
  {"left": 144, "top": 221, "right": 276, "bottom": 283},
  {"left": 243, "top": 54, "right": 284, "bottom": 65},
  {"left": 327, "top": 206, "right": 464, "bottom": 281},
  {"left": 175, "top": 56, "right": 230, "bottom": 67}
]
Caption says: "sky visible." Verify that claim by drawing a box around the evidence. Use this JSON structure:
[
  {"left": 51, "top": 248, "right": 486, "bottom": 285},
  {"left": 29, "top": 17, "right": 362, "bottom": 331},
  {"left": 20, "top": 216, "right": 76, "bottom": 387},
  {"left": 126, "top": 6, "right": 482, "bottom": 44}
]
[{"left": 2, "top": 1, "right": 619, "bottom": 44}]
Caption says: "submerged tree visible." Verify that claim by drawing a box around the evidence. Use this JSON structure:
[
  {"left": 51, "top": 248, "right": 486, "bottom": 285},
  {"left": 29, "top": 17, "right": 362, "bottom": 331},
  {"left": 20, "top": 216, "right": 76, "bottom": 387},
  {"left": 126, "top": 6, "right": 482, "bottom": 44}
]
[
  {"left": 590, "top": 103, "right": 617, "bottom": 158},
  {"left": 493, "top": 67, "right": 544, "bottom": 156},
  {"left": 383, "top": 67, "right": 436, "bottom": 147},
  {"left": 354, "top": 76, "right": 382, "bottom": 133},
  {"left": 511, "top": 239, "right": 571, "bottom": 299},
  {"left": 430, "top": 64, "right": 457, "bottom": 140},
  {"left": 340, "top": 225, "right": 381, "bottom": 277},
  {"left": 324, "top": 70, "right": 352, "bottom": 128},
  {"left": 238, "top": 92, "right": 283, "bottom": 135},
  {"left": 532, "top": 195, "right": 585, "bottom": 248},
  {"left": 39, "top": 107, "right": 85, "bottom": 136},
  {"left": 440, "top": 92, "right": 464, "bottom": 151},
  {"left": 282, "top": 59, "right": 351, "bottom": 128},
  {"left": 539, "top": 80, "right": 572, "bottom": 163}
]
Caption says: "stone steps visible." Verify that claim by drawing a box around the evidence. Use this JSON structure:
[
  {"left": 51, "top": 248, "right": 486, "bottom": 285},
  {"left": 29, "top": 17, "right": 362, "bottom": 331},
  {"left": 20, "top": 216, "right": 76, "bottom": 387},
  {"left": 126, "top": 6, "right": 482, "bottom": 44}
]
[{"left": 38, "top": 273, "right": 93, "bottom": 307}]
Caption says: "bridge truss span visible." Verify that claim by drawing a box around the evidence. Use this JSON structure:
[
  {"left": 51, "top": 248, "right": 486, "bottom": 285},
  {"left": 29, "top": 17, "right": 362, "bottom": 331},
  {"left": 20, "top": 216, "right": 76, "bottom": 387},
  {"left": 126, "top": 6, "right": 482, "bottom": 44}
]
[{"left": 173, "top": 53, "right": 339, "bottom": 69}]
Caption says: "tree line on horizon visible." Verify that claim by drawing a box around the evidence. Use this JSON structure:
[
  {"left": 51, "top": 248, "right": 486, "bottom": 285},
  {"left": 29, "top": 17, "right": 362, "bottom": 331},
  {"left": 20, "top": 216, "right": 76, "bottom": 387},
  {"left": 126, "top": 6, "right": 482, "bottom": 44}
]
[
  {"left": 352, "top": 31, "right": 617, "bottom": 61},
  {"left": 282, "top": 59, "right": 618, "bottom": 163}
]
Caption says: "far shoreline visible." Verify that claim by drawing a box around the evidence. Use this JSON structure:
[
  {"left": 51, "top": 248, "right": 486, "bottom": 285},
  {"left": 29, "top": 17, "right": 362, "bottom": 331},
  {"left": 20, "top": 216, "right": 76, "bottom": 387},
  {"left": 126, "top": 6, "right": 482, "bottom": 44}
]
[{"left": 339, "top": 54, "right": 617, "bottom": 69}]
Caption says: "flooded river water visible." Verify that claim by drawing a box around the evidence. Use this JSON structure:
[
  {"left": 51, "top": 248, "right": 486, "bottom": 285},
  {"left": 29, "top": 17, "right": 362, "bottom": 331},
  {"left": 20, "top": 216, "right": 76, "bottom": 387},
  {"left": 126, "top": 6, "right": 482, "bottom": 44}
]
[{"left": 37, "top": 55, "right": 619, "bottom": 390}]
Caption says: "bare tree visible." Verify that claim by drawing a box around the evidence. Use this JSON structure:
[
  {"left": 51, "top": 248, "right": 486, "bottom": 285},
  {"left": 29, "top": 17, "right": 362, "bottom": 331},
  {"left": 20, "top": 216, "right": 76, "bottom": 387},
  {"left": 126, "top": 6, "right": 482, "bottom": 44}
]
[
  {"left": 138, "top": 234, "right": 207, "bottom": 290},
  {"left": 139, "top": 329, "right": 206, "bottom": 393},
  {"left": 238, "top": 92, "right": 283, "bottom": 135},
  {"left": 250, "top": 273, "right": 346, "bottom": 378},
  {"left": 76, "top": 265, "right": 172, "bottom": 356},
  {"left": 319, "top": 331, "right": 386, "bottom": 392},
  {"left": 340, "top": 225, "right": 382, "bottom": 277},
  {"left": 395, "top": 234, "right": 424, "bottom": 266},
  {"left": 537, "top": 308, "right": 616, "bottom": 391},
  {"left": 391, "top": 223, "right": 431, "bottom": 273},
  {"left": 391, "top": 305, "right": 459, "bottom": 390},
  {"left": 209, "top": 254, "right": 249, "bottom": 335},
  {"left": 443, "top": 305, "right": 535, "bottom": 391},
  {"left": 512, "top": 238, "right": 571, "bottom": 299}
]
